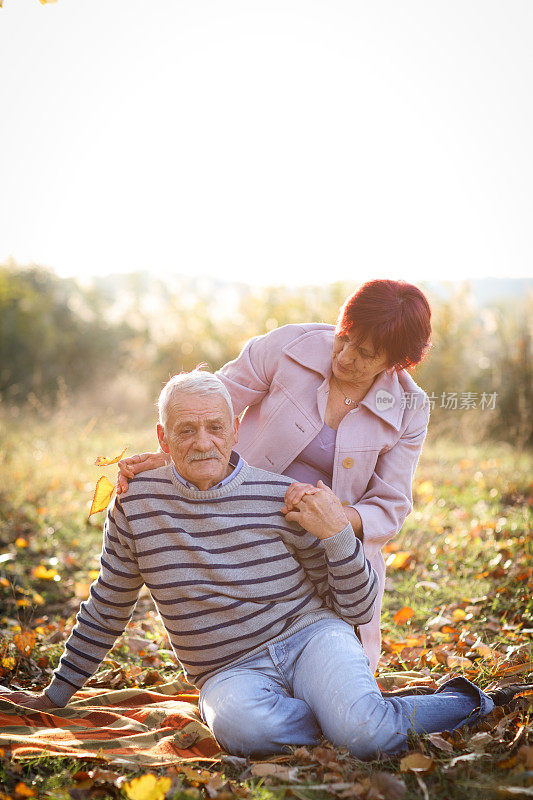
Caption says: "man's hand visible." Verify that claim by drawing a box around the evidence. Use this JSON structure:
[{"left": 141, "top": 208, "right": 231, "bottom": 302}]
[
  {"left": 0, "top": 690, "right": 55, "bottom": 711},
  {"left": 117, "top": 452, "right": 166, "bottom": 494},
  {"left": 283, "top": 480, "right": 349, "bottom": 540}
]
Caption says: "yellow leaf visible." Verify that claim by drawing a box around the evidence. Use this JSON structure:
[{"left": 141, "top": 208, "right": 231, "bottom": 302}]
[
  {"left": 417, "top": 480, "right": 434, "bottom": 497},
  {"left": 15, "top": 538, "right": 28, "bottom": 548},
  {"left": 16, "top": 599, "right": 31, "bottom": 607},
  {"left": 123, "top": 774, "right": 171, "bottom": 800},
  {"left": 393, "top": 606, "right": 415, "bottom": 625},
  {"left": 33, "top": 593, "right": 45, "bottom": 606},
  {"left": 1, "top": 656, "right": 16, "bottom": 670},
  {"left": 452, "top": 608, "right": 467, "bottom": 621},
  {"left": 95, "top": 447, "right": 127, "bottom": 467},
  {"left": 32, "top": 565, "right": 59, "bottom": 581},
  {"left": 386, "top": 551, "right": 415, "bottom": 570},
  {"left": 88, "top": 569, "right": 100, "bottom": 580},
  {"left": 89, "top": 476, "right": 115, "bottom": 516},
  {"left": 400, "top": 752, "right": 435, "bottom": 772},
  {"left": 39, "top": 0, "right": 58, "bottom": 4}
]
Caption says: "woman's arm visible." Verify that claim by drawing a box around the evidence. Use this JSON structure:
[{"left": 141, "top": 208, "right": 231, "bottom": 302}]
[{"left": 349, "top": 404, "right": 430, "bottom": 547}]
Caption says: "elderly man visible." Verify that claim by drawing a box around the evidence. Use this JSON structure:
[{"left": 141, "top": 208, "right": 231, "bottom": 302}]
[{"left": 4, "top": 371, "right": 498, "bottom": 758}]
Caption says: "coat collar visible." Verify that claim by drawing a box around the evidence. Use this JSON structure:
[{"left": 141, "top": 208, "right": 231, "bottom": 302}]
[{"left": 282, "top": 328, "right": 405, "bottom": 431}]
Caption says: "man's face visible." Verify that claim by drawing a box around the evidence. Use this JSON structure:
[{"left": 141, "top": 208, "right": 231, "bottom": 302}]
[{"left": 157, "top": 393, "right": 239, "bottom": 491}]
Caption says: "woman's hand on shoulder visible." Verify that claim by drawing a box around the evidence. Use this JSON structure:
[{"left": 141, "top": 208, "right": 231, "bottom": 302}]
[
  {"left": 281, "top": 482, "right": 319, "bottom": 514},
  {"left": 117, "top": 452, "right": 167, "bottom": 494}
]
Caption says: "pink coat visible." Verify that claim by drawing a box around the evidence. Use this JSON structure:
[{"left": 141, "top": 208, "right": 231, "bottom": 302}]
[{"left": 217, "top": 323, "right": 429, "bottom": 672}]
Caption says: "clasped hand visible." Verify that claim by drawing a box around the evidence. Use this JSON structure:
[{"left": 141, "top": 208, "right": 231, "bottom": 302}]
[{"left": 281, "top": 480, "right": 349, "bottom": 540}]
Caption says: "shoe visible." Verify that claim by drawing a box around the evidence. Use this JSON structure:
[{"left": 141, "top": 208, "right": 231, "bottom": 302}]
[
  {"left": 381, "top": 686, "right": 436, "bottom": 698},
  {"left": 486, "top": 683, "right": 532, "bottom": 706}
]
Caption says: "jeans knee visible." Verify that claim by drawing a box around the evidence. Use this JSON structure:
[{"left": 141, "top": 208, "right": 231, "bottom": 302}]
[
  {"left": 321, "top": 696, "right": 398, "bottom": 761},
  {"left": 200, "top": 679, "right": 290, "bottom": 757}
]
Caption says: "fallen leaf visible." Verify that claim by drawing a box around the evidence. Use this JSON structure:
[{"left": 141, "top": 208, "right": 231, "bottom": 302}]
[
  {"left": 250, "top": 763, "right": 299, "bottom": 781},
  {"left": 386, "top": 551, "right": 415, "bottom": 570},
  {"left": 13, "top": 630, "right": 36, "bottom": 655},
  {"left": 468, "top": 732, "right": 494, "bottom": 750},
  {"left": 89, "top": 476, "right": 115, "bottom": 516},
  {"left": 180, "top": 767, "right": 214, "bottom": 784},
  {"left": 32, "top": 565, "right": 59, "bottom": 581},
  {"left": 447, "top": 654, "right": 474, "bottom": 670},
  {"left": 427, "top": 733, "right": 454, "bottom": 753},
  {"left": 399, "top": 752, "right": 435, "bottom": 773},
  {"left": 14, "top": 785, "right": 35, "bottom": 798},
  {"left": 122, "top": 774, "right": 171, "bottom": 800},
  {"left": 367, "top": 771, "right": 406, "bottom": 799},
  {"left": 14, "top": 538, "right": 28, "bottom": 548},
  {"left": 95, "top": 447, "right": 127, "bottom": 467},
  {"left": 427, "top": 614, "right": 453, "bottom": 630},
  {"left": 393, "top": 607, "right": 415, "bottom": 625}
]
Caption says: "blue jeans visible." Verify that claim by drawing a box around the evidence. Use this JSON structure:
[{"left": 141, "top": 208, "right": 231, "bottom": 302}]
[{"left": 199, "top": 618, "right": 494, "bottom": 760}]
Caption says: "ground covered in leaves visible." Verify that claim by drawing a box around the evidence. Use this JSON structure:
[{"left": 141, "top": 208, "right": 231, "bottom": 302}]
[{"left": 0, "top": 402, "right": 531, "bottom": 799}]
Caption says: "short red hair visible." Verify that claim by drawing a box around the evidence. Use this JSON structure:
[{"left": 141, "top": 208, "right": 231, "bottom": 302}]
[{"left": 336, "top": 280, "right": 431, "bottom": 371}]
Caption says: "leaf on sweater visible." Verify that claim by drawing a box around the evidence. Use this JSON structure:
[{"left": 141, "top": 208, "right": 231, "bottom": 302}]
[
  {"left": 95, "top": 447, "right": 127, "bottom": 467},
  {"left": 89, "top": 476, "right": 115, "bottom": 516},
  {"left": 123, "top": 774, "right": 171, "bottom": 800}
]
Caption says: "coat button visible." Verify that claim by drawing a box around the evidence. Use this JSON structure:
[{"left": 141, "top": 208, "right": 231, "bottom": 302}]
[
  {"left": 342, "top": 457, "right": 354, "bottom": 469},
  {"left": 341, "top": 500, "right": 351, "bottom": 506}
]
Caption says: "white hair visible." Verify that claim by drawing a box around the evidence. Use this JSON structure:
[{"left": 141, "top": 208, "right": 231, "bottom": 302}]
[{"left": 157, "top": 370, "right": 234, "bottom": 432}]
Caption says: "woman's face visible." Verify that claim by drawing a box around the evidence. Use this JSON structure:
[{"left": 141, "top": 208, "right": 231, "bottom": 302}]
[{"left": 332, "top": 333, "right": 390, "bottom": 386}]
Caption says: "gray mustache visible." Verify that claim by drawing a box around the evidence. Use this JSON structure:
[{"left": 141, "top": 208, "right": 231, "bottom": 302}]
[{"left": 188, "top": 451, "right": 221, "bottom": 462}]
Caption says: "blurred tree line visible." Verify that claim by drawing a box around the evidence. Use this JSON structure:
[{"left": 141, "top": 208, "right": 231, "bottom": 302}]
[{"left": 1, "top": 262, "right": 531, "bottom": 447}]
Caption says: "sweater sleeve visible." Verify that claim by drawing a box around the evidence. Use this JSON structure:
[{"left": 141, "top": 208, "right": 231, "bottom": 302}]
[
  {"left": 44, "top": 498, "right": 143, "bottom": 707},
  {"left": 281, "top": 521, "right": 378, "bottom": 627}
]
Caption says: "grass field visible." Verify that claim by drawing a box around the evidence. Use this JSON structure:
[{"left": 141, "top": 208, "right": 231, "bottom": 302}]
[{"left": 0, "top": 399, "right": 531, "bottom": 800}]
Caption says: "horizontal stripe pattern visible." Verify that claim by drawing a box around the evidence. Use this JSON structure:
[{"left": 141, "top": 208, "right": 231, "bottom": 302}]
[{"left": 46, "top": 461, "right": 378, "bottom": 707}]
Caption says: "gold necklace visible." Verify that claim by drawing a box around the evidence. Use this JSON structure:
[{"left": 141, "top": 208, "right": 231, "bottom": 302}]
[{"left": 332, "top": 374, "right": 359, "bottom": 407}]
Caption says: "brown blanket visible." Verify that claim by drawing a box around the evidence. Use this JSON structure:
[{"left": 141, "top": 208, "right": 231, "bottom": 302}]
[{"left": 0, "top": 679, "right": 221, "bottom": 766}]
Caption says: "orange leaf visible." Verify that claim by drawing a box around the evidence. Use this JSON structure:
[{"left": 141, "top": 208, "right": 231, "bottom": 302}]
[
  {"left": 89, "top": 476, "right": 115, "bottom": 516},
  {"left": 95, "top": 447, "right": 127, "bottom": 467},
  {"left": 14, "top": 784, "right": 35, "bottom": 798},
  {"left": 386, "top": 551, "right": 415, "bottom": 570},
  {"left": 13, "top": 630, "right": 36, "bottom": 654},
  {"left": 14, "top": 538, "right": 28, "bottom": 548},
  {"left": 446, "top": 654, "right": 474, "bottom": 670},
  {"left": 394, "top": 607, "right": 415, "bottom": 625}
]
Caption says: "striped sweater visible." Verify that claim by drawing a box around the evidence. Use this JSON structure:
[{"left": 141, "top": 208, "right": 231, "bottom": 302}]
[{"left": 45, "top": 460, "right": 378, "bottom": 707}]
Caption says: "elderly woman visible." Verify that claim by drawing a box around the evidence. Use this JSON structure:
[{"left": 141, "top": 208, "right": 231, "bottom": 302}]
[{"left": 118, "top": 279, "right": 431, "bottom": 674}]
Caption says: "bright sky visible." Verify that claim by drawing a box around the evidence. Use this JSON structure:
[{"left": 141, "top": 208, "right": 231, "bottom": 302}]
[{"left": 0, "top": 0, "right": 532, "bottom": 286}]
